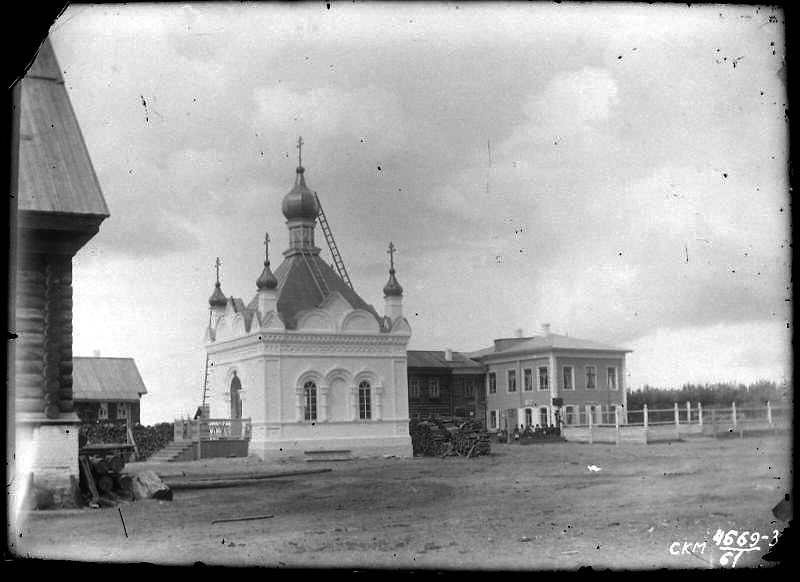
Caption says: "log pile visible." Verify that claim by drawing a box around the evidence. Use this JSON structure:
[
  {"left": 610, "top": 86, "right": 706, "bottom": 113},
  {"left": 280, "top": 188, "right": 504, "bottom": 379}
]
[
  {"left": 78, "top": 453, "right": 134, "bottom": 508},
  {"left": 409, "top": 416, "right": 491, "bottom": 458},
  {"left": 80, "top": 421, "right": 174, "bottom": 461},
  {"left": 448, "top": 419, "right": 492, "bottom": 457}
]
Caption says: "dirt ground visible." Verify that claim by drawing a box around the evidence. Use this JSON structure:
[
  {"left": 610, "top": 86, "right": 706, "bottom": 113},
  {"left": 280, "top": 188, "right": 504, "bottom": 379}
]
[{"left": 10, "top": 433, "right": 792, "bottom": 570}]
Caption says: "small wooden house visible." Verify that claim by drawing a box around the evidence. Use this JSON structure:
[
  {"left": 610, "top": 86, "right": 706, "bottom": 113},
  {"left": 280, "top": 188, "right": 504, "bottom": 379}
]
[{"left": 73, "top": 357, "right": 148, "bottom": 424}]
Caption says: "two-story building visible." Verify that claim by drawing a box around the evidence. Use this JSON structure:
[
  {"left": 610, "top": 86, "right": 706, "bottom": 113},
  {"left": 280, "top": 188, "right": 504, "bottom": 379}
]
[
  {"left": 468, "top": 324, "right": 631, "bottom": 432},
  {"left": 406, "top": 349, "right": 486, "bottom": 420}
]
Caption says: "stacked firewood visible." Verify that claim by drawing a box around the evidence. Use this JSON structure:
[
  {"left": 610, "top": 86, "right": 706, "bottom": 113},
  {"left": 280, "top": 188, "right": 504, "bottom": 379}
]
[
  {"left": 450, "top": 419, "right": 492, "bottom": 457},
  {"left": 80, "top": 421, "right": 174, "bottom": 461},
  {"left": 409, "top": 417, "right": 491, "bottom": 458},
  {"left": 78, "top": 453, "right": 134, "bottom": 508},
  {"left": 409, "top": 418, "right": 449, "bottom": 456}
]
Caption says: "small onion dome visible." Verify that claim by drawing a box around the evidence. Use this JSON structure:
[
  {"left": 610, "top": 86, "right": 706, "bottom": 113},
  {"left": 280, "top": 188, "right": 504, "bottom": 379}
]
[
  {"left": 383, "top": 268, "right": 403, "bottom": 297},
  {"left": 281, "top": 166, "right": 319, "bottom": 220},
  {"left": 256, "top": 261, "right": 278, "bottom": 290},
  {"left": 208, "top": 282, "right": 227, "bottom": 307}
]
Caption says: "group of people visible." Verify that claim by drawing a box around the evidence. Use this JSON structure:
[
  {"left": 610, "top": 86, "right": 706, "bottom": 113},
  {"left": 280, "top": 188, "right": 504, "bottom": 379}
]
[{"left": 497, "top": 422, "right": 562, "bottom": 442}]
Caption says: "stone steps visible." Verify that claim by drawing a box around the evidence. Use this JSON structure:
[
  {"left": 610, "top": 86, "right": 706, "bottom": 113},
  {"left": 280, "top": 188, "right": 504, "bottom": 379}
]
[
  {"left": 303, "top": 449, "right": 353, "bottom": 462},
  {"left": 149, "top": 441, "right": 196, "bottom": 462}
]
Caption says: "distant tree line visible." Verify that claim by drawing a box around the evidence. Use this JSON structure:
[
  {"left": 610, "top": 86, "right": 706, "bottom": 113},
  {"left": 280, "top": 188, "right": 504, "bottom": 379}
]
[{"left": 627, "top": 380, "right": 791, "bottom": 409}]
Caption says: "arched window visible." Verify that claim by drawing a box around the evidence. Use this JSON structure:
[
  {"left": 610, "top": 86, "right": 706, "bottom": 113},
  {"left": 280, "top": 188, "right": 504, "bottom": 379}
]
[
  {"left": 358, "top": 380, "right": 372, "bottom": 420},
  {"left": 304, "top": 380, "right": 317, "bottom": 421},
  {"left": 230, "top": 372, "right": 242, "bottom": 420}
]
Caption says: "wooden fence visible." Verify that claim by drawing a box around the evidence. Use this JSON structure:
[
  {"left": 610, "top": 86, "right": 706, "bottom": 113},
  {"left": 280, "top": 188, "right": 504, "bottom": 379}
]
[
  {"left": 563, "top": 402, "right": 789, "bottom": 444},
  {"left": 173, "top": 417, "right": 252, "bottom": 442}
]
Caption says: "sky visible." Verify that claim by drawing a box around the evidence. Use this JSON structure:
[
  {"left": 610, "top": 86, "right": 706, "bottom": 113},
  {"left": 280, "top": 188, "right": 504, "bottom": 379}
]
[{"left": 39, "top": 3, "right": 790, "bottom": 425}]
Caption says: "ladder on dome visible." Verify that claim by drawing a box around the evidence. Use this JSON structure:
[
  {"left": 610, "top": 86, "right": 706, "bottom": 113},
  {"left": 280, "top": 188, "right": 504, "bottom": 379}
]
[{"left": 314, "top": 192, "right": 354, "bottom": 290}]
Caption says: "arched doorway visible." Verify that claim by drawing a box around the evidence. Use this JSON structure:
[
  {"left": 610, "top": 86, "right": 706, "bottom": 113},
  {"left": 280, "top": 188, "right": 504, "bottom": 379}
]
[{"left": 230, "top": 371, "right": 242, "bottom": 437}]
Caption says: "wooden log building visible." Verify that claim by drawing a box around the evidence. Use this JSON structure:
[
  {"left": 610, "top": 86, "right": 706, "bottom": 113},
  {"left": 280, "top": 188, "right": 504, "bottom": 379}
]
[{"left": 11, "top": 38, "right": 109, "bottom": 505}]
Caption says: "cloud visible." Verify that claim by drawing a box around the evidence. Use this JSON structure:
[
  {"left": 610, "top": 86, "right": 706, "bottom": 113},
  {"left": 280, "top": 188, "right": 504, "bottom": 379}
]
[
  {"left": 253, "top": 84, "right": 409, "bottom": 158},
  {"left": 503, "top": 67, "right": 619, "bottom": 149}
]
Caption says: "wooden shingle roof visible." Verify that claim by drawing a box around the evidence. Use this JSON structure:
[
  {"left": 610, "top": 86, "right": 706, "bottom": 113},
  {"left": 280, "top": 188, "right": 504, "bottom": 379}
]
[
  {"left": 73, "top": 357, "right": 148, "bottom": 402},
  {"left": 18, "top": 38, "right": 109, "bottom": 217}
]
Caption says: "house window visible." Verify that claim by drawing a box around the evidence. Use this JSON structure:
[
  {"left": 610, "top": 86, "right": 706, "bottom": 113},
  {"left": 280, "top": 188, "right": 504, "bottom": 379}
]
[
  {"left": 116, "top": 403, "right": 128, "bottom": 419},
  {"left": 98, "top": 402, "right": 108, "bottom": 420},
  {"left": 564, "top": 405, "right": 577, "bottom": 425},
  {"left": 538, "top": 367, "right": 549, "bottom": 391},
  {"left": 607, "top": 367, "right": 618, "bottom": 390},
  {"left": 524, "top": 408, "right": 533, "bottom": 427},
  {"left": 507, "top": 370, "right": 517, "bottom": 393},
  {"left": 586, "top": 366, "right": 597, "bottom": 390},
  {"left": 429, "top": 378, "right": 440, "bottom": 399},
  {"left": 409, "top": 378, "right": 420, "bottom": 399},
  {"left": 464, "top": 379, "right": 474, "bottom": 398},
  {"left": 563, "top": 366, "right": 574, "bottom": 390},
  {"left": 304, "top": 380, "right": 318, "bottom": 421},
  {"left": 523, "top": 368, "right": 533, "bottom": 392},
  {"left": 539, "top": 407, "right": 549, "bottom": 427},
  {"left": 586, "top": 403, "right": 602, "bottom": 425},
  {"left": 358, "top": 380, "right": 372, "bottom": 420},
  {"left": 488, "top": 372, "right": 496, "bottom": 394},
  {"left": 489, "top": 409, "right": 498, "bottom": 429}
]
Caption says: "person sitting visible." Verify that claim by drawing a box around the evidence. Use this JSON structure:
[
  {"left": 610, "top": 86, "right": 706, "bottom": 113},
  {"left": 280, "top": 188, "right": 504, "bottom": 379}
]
[
  {"left": 512, "top": 426, "right": 520, "bottom": 440},
  {"left": 534, "top": 424, "right": 542, "bottom": 439}
]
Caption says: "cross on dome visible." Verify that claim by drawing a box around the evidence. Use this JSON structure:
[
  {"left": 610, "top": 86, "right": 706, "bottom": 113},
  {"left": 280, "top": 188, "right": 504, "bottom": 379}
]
[
  {"left": 257, "top": 232, "right": 278, "bottom": 291},
  {"left": 383, "top": 241, "right": 403, "bottom": 297},
  {"left": 208, "top": 256, "right": 227, "bottom": 307},
  {"left": 297, "top": 136, "right": 304, "bottom": 168}
]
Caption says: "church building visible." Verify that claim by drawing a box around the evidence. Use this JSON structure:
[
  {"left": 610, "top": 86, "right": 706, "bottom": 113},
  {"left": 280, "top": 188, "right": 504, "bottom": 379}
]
[{"left": 203, "top": 146, "right": 413, "bottom": 459}]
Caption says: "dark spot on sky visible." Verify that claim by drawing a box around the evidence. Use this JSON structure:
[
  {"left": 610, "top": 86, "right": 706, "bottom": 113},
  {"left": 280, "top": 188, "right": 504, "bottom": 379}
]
[
  {"left": 618, "top": 55, "right": 622, "bottom": 60},
  {"left": 377, "top": 165, "right": 382, "bottom": 171},
  {"left": 326, "top": 2, "right": 330, "bottom": 9},
  {"left": 723, "top": 173, "right": 728, "bottom": 178}
]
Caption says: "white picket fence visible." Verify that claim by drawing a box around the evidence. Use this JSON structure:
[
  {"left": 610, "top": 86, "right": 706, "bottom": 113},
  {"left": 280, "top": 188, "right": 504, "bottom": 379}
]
[{"left": 563, "top": 401, "right": 790, "bottom": 444}]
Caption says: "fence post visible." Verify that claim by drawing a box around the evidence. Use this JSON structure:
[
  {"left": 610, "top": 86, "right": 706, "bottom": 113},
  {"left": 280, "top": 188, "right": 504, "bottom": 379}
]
[
  {"left": 615, "top": 406, "right": 621, "bottom": 445},
  {"left": 698, "top": 402, "right": 703, "bottom": 428},
  {"left": 686, "top": 401, "right": 691, "bottom": 425},
  {"left": 767, "top": 401, "right": 773, "bottom": 426},
  {"left": 674, "top": 402, "right": 680, "bottom": 439},
  {"left": 643, "top": 404, "right": 648, "bottom": 429},
  {"left": 588, "top": 409, "right": 593, "bottom": 444}
]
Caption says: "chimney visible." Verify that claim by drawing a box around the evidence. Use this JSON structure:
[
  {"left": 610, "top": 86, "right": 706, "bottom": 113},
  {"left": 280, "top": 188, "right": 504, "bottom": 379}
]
[
  {"left": 514, "top": 328, "right": 524, "bottom": 338},
  {"left": 541, "top": 323, "right": 551, "bottom": 337},
  {"left": 445, "top": 348, "right": 453, "bottom": 361}
]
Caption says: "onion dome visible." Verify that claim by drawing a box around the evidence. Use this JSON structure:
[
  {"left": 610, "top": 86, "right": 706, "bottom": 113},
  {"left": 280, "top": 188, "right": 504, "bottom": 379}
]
[
  {"left": 256, "top": 262, "right": 278, "bottom": 290},
  {"left": 383, "top": 241, "right": 404, "bottom": 297},
  {"left": 209, "top": 256, "right": 227, "bottom": 307},
  {"left": 281, "top": 165, "right": 319, "bottom": 221},
  {"left": 209, "top": 282, "right": 227, "bottom": 307},
  {"left": 383, "top": 269, "right": 403, "bottom": 297},
  {"left": 257, "top": 232, "right": 278, "bottom": 290}
]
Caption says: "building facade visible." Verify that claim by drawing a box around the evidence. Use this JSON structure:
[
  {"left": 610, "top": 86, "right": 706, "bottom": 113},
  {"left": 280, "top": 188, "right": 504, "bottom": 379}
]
[
  {"left": 72, "top": 357, "right": 148, "bottom": 424},
  {"left": 204, "top": 155, "right": 413, "bottom": 459},
  {"left": 470, "top": 325, "right": 630, "bottom": 432},
  {"left": 406, "top": 350, "right": 486, "bottom": 420}
]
